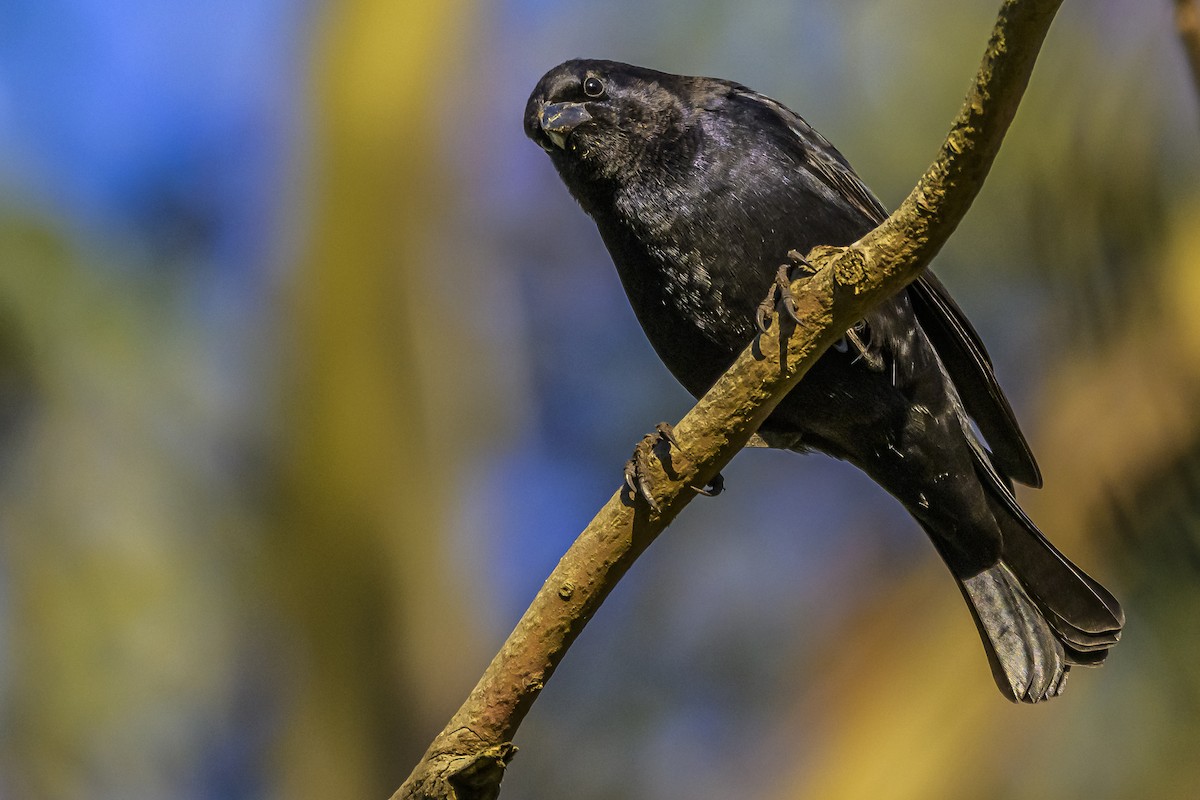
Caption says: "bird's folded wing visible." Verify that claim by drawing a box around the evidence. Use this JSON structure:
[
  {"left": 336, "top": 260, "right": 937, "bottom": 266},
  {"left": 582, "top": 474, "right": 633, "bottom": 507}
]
[{"left": 909, "top": 272, "right": 1042, "bottom": 487}]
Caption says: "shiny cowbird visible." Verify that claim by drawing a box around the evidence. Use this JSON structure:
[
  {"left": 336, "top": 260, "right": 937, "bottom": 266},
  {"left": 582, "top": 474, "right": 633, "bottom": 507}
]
[{"left": 524, "top": 59, "right": 1122, "bottom": 702}]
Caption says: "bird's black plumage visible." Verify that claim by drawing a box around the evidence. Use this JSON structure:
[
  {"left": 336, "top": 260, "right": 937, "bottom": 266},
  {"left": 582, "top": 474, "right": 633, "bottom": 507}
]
[{"left": 525, "top": 59, "right": 1123, "bottom": 702}]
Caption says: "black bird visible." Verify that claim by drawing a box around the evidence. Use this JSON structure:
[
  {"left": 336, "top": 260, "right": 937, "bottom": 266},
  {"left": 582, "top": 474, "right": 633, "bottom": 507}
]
[{"left": 524, "top": 59, "right": 1123, "bottom": 702}]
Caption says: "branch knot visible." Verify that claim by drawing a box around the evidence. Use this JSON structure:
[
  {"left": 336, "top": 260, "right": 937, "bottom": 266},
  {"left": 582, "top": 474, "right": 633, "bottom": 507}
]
[
  {"left": 446, "top": 743, "right": 517, "bottom": 800},
  {"left": 832, "top": 248, "right": 868, "bottom": 292}
]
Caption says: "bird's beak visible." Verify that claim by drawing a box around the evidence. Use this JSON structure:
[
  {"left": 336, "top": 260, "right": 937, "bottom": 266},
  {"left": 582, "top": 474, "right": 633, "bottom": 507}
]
[{"left": 538, "top": 102, "right": 592, "bottom": 150}]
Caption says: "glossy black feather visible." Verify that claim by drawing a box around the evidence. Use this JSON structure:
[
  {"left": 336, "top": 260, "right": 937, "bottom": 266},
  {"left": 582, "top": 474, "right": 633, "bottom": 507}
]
[
  {"left": 526, "top": 59, "right": 1122, "bottom": 701},
  {"left": 734, "top": 83, "right": 1042, "bottom": 486}
]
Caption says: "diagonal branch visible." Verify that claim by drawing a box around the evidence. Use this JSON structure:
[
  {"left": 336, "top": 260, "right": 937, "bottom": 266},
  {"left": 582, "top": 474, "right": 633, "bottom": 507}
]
[{"left": 394, "top": 1, "right": 1062, "bottom": 798}]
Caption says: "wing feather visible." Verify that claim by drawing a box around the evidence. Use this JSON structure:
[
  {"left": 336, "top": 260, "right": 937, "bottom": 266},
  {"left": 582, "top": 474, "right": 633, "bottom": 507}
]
[{"left": 731, "top": 86, "right": 1042, "bottom": 486}]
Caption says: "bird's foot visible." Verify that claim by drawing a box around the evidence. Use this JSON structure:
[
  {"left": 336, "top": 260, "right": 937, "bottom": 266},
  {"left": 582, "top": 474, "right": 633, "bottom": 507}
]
[
  {"left": 623, "top": 422, "right": 725, "bottom": 511},
  {"left": 835, "top": 321, "right": 885, "bottom": 371},
  {"left": 756, "top": 250, "right": 817, "bottom": 333},
  {"left": 785, "top": 249, "right": 818, "bottom": 273},
  {"left": 693, "top": 471, "right": 725, "bottom": 497},
  {"left": 624, "top": 422, "right": 675, "bottom": 512}
]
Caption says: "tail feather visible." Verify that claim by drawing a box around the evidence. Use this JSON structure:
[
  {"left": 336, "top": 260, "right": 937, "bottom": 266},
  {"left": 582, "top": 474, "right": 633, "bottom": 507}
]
[
  {"left": 949, "top": 500, "right": 1123, "bottom": 703},
  {"left": 959, "top": 563, "right": 1070, "bottom": 703},
  {"left": 995, "top": 497, "right": 1125, "bottom": 636},
  {"left": 1043, "top": 608, "right": 1120, "bottom": 651}
]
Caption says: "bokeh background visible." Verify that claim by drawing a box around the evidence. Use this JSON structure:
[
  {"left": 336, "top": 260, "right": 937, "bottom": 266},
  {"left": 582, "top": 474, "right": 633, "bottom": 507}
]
[{"left": 1, "top": 0, "right": 1198, "bottom": 798}]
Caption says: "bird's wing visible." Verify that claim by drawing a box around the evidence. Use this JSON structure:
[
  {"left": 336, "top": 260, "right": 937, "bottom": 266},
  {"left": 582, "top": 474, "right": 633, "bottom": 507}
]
[
  {"left": 728, "top": 88, "right": 890, "bottom": 224},
  {"left": 730, "top": 86, "right": 1042, "bottom": 487},
  {"left": 907, "top": 272, "right": 1042, "bottom": 487}
]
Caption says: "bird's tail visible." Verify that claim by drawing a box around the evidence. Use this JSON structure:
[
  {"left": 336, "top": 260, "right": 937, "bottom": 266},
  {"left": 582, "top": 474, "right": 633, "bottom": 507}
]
[{"left": 940, "top": 500, "right": 1124, "bottom": 703}]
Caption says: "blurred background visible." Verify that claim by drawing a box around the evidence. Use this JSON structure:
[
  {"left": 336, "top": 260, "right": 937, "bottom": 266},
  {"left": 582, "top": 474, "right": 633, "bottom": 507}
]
[{"left": 1, "top": 0, "right": 1198, "bottom": 798}]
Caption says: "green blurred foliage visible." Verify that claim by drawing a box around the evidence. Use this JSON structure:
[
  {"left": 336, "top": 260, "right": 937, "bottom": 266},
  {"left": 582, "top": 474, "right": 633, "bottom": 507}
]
[
  {"left": 267, "top": 1, "right": 488, "bottom": 797},
  {"left": 0, "top": 212, "right": 261, "bottom": 798}
]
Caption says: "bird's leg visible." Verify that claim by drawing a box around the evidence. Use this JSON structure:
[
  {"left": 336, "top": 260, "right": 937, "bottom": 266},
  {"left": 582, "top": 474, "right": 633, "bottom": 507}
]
[
  {"left": 756, "top": 250, "right": 817, "bottom": 333},
  {"left": 843, "top": 321, "right": 885, "bottom": 371},
  {"left": 623, "top": 422, "right": 725, "bottom": 511}
]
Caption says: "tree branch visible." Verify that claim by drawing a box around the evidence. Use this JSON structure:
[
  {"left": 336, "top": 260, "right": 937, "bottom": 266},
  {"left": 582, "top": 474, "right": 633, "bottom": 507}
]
[{"left": 394, "top": 1, "right": 1062, "bottom": 797}]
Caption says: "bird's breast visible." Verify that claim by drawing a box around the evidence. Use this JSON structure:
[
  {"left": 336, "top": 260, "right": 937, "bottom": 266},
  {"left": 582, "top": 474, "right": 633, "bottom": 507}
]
[{"left": 610, "top": 188, "right": 765, "bottom": 350}]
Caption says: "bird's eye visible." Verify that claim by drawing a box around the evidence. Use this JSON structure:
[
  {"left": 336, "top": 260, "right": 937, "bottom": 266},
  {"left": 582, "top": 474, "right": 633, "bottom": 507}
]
[{"left": 583, "top": 76, "right": 605, "bottom": 98}]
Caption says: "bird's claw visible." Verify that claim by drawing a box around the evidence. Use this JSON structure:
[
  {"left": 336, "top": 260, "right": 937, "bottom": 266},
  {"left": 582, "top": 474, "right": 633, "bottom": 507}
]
[
  {"left": 623, "top": 446, "right": 659, "bottom": 512},
  {"left": 624, "top": 423, "right": 674, "bottom": 512},
  {"left": 755, "top": 254, "right": 814, "bottom": 333},
  {"left": 652, "top": 421, "right": 679, "bottom": 449},
  {"left": 755, "top": 289, "right": 777, "bottom": 334},
  {"left": 785, "top": 249, "right": 818, "bottom": 274},
  {"left": 623, "top": 422, "right": 724, "bottom": 511},
  {"left": 692, "top": 472, "right": 725, "bottom": 497}
]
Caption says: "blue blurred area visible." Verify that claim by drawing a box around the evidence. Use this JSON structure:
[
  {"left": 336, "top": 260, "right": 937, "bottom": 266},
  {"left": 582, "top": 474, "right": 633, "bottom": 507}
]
[
  {"left": 0, "top": 4, "right": 309, "bottom": 799},
  {"left": 0, "top": 0, "right": 309, "bottom": 275}
]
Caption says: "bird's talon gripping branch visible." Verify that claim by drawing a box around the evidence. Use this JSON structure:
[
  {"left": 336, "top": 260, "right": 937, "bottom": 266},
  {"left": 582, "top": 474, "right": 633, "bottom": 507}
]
[
  {"left": 623, "top": 424, "right": 674, "bottom": 511},
  {"left": 622, "top": 448, "right": 656, "bottom": 512},
  {"left": 754, "top": 286, "right": 778, "bottom": 334},
  {"left": 756, "top": 262, "right": 807, "bottom": 333},
  {"left": 622, "top": 422, "right": 720, "bottom": 510},
  {"left": 786, "top": 249, "right": 818, "bottom": 274},
  {"left": 652, "top": 421, "right": 679, "bottom": 449}
]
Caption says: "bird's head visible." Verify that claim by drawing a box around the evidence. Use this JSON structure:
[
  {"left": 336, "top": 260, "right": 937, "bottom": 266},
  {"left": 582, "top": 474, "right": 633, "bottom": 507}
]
[{"left": 525, "top": 60, "right": 700, "bottom": 188}]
